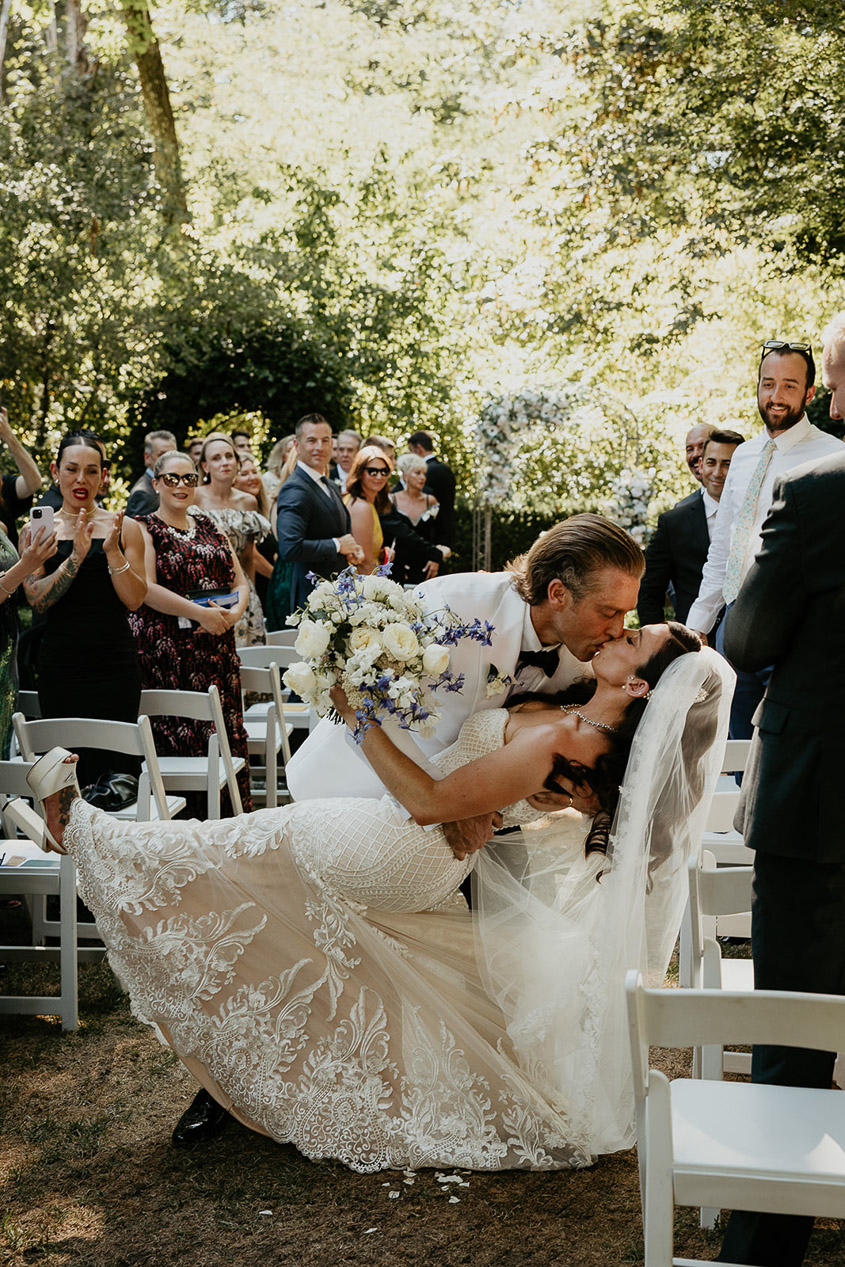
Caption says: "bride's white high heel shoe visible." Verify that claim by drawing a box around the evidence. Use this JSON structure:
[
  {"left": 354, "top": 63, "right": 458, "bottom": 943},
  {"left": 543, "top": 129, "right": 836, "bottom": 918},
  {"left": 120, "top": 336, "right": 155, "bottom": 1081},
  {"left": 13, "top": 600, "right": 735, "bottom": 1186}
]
[{"left": 25, "top": 747, "right": 80, "bottom": 854}]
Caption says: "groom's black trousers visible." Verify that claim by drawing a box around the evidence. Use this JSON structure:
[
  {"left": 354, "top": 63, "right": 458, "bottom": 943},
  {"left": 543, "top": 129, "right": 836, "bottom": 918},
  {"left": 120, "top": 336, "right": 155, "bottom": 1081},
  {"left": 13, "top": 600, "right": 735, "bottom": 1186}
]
[{"left": 718, "top": 852, "right": 845, "bottom": 1267}]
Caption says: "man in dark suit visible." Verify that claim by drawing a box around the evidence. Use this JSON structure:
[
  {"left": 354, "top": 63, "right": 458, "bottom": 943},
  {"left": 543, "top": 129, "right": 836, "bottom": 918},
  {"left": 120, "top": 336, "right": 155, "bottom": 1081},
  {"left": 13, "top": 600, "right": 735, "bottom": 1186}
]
[
  {"left": 407, "top": 429, "right": 456, "bottom": 552},
  {"left": 276, "top": 413, "right": 363, "bottom": 611},
  {"left": 125, "top": 430, "right": 176, "bottom": 518},
  {"left": 637, "top": 429, "right": 743, "bottom": 626},
  {"left": 717, "top": 320, "right": 845, "bottom": 1266}
]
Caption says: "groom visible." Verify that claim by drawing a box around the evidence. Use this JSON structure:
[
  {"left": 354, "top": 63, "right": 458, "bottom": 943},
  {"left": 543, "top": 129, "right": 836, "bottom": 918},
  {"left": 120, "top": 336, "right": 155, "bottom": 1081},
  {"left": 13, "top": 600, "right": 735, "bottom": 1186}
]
[{"left": 286, "top": 513, "right": 645, "bottom": 850}]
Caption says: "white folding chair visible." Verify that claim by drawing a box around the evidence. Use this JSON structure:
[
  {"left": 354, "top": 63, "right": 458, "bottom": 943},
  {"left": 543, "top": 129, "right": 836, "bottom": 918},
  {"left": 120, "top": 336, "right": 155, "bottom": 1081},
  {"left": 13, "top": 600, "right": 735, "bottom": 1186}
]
[
  {"left": 626, "top": 971, "right": 845, "bottom": 1267},
  {"left": 0, "top": 794, "right": 106, "bottom": 1031},
  {"left": 239, "top": 663, "right": 292, "bottom": 809},
  {"left": 686, "top": 851, "right": 754, "bottom": 1228},
  {"left": 265, "top": 629, "right": 297, "bottom": 647},
  {"left": 237, "top": 645, "right": 315, "bottom": 731},
  {"left": 12, "top": 713, "right": 181, "bottom": 822},
  {"left": 237, "top": 644, "right": 299, "bottom": 670},
  {"left": 701, "top": 739, "right": 753, "bottom": 865},
  {"left": 687, "top": 853, "right": 754, "bottom": 1023},
  {"left": 139, "top": 686, "right": 245, "bottom": 818},
  {"left": 0, "top": 758, "right": 102, "bottom": 952},
  {"left": 16, "top": 690, "right": 41, "bottom": 719}
]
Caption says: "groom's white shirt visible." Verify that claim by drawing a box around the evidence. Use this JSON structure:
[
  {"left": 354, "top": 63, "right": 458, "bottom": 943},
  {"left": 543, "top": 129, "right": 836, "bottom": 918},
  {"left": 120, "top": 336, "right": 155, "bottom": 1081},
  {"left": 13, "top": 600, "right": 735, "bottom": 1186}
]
[{"left": 285, "top": 570, "right": 590, "bottom": 804}]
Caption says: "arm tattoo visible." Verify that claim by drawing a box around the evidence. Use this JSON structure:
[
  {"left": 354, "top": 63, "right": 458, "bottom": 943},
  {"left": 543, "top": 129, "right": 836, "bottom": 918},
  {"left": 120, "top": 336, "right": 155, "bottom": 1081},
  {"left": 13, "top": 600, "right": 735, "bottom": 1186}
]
[{"left": 27, "top": 556, "right": 80, "bottom": 614}]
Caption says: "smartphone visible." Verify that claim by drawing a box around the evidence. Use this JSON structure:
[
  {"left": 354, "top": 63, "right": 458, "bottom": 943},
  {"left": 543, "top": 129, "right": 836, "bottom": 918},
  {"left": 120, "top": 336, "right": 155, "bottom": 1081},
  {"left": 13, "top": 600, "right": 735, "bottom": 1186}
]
[{"left": 29, "top": 505, "right": 54, "bottom": 543}]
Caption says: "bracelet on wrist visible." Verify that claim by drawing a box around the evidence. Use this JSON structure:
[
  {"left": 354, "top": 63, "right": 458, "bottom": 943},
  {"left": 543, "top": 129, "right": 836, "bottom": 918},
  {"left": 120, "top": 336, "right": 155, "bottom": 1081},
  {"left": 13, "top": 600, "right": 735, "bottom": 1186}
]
[{"left": 108, "top": 560, "right": 131, "bottom": 577}]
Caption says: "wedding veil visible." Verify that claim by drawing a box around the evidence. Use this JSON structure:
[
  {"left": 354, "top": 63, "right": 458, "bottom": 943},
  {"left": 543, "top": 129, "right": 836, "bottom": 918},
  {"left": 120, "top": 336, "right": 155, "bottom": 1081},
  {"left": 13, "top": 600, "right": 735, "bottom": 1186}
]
[{"left": 472, "top": 645, "right": 735, "bottom": 1158}]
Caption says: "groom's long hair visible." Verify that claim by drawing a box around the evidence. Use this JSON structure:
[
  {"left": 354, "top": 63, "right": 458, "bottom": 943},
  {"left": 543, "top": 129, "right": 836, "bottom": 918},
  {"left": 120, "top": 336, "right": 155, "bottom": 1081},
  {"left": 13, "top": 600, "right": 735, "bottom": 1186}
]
[{"left": 506, "top": 514, "right": 643, "bottom": 605}]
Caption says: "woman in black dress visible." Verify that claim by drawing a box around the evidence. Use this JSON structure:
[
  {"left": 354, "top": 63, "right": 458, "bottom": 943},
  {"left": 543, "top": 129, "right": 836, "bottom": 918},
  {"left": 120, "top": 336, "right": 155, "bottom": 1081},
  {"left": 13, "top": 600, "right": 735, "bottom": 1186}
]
[{"left": 22, "top": 433, "right": 147, "bottom": 789}]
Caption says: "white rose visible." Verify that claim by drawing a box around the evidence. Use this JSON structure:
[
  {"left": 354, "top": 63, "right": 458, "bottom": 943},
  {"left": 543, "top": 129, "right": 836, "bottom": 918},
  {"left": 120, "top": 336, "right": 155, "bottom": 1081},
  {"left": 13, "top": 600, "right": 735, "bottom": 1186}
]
[
  {"left": 283, "top": 662, "right": 317, "bottom": 697},
  {"left": 295, "top": 620, "right": 331, "bottom": 658},
  {"left": 382, "top": 624, "right": 420, "bottom": 661},
  {"left": 348, "top": 626, "right": 383, "bottom": 656},
  {"left": 422, "top": 644, "right": 450, "bottom": 676}
]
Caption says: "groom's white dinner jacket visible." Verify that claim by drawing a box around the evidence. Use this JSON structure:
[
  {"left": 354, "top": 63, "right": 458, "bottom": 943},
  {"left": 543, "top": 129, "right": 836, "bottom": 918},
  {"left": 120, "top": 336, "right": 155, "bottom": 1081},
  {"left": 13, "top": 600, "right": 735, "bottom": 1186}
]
[{"left": 285, "top": 570, "right": 590, "bottom": 804}]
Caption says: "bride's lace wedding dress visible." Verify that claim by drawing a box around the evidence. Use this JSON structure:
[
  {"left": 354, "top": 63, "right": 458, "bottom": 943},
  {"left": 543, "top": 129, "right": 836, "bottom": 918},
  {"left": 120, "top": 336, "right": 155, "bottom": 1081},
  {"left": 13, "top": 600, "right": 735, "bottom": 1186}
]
[{"left": 64, "top": 650, "right": 733, "bottom": 1173}]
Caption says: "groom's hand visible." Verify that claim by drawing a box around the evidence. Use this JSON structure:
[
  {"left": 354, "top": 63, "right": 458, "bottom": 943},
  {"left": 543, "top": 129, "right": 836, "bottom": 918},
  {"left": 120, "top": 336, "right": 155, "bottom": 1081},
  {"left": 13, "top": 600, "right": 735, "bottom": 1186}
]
[
  {"left": 443, "top": 812, "right": 503, "bottom": 861},
  {"left": 539, "top": 781, "right": 601, "bottom": 816}
]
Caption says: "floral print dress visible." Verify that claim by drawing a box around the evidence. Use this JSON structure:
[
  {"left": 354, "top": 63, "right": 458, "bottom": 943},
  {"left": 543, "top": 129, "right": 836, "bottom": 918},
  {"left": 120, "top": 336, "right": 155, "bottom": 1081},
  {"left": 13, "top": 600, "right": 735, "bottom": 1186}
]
[
  {"left": 130, "top": 512, "right": 251, "bottom": 813},
  {"left": 198, "top": 506, "right": 270, "bottom": 646}
]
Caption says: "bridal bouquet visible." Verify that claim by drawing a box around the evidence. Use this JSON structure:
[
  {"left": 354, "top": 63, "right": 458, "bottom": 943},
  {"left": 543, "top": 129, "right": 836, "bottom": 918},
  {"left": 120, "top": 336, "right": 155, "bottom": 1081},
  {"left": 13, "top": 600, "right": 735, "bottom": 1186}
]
[{"left": 283, "top": 567, "right": 493, "bottom": 740}]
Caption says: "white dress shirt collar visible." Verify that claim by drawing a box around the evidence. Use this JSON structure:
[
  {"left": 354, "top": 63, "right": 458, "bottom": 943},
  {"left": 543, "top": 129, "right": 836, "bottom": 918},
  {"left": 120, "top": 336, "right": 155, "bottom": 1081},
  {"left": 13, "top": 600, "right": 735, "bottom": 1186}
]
[{"left": 297, "top": 460, "right": 333, "bottom": 496}]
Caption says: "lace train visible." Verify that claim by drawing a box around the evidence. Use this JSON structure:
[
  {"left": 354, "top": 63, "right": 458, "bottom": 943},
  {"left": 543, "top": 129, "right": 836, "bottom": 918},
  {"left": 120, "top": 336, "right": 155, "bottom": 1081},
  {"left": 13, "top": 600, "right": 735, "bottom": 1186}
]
[{"left": 67, "top": 799, "right": 592, "bottom": 1172}]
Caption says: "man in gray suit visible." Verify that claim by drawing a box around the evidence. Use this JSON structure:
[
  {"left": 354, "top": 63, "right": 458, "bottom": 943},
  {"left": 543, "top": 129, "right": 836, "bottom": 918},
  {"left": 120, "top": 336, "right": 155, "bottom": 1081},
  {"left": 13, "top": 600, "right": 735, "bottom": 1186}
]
[{"left": 718, "top": 315, "right": 845, "bottom": 1266}]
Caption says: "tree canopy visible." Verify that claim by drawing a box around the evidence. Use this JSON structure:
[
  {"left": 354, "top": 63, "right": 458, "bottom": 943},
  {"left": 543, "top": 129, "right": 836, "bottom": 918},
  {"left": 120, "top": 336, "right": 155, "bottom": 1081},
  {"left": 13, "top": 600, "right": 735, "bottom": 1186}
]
[{"left": 1, "top": 0, "right": 840, "bottom": 538}]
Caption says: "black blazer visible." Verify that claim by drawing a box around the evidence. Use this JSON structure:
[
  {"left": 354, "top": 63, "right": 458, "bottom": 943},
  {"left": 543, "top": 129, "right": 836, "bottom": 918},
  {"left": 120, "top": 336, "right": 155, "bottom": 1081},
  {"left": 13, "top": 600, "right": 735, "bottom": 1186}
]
[
  {"left": 724, "top": 451, "right": 845, "bottom": 862},
  {"left": 637, "top": 490, "right": 710, "bottom": 626},
  {"left": 422, "top": 456, "right": 456, "bottom": 548},
  {"left": 276, "top": 466, "right": 351, "bottom": 612},
  {"left": 125, "top": 473, "right": 159, "bottom": 519}
]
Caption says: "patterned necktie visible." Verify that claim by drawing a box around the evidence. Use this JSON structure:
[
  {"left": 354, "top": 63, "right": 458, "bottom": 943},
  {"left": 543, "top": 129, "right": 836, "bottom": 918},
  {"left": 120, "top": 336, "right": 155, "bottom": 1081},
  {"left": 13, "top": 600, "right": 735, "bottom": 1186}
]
[{"left": 723, "top": 437, "right": 777, "bottom": 604}]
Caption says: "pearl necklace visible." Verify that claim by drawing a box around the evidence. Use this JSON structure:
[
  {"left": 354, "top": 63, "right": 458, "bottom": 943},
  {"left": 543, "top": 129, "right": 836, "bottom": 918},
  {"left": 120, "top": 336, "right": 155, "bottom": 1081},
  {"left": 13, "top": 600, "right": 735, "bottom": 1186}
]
[
  {"left": 560, "top": 703, "right": 620, "bottom": 735},
  {"left": 155, "top": 513, "right": 196, "bottom": 539}
]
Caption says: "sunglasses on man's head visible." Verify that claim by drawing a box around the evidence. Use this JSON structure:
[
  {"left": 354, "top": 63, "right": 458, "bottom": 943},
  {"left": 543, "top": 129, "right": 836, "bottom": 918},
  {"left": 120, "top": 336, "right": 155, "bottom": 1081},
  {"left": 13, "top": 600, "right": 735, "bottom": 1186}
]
[
  {"left": 364, "top": 466, "right": 390, "bottom": 477},
  {"left": 761, "top": 339, "right": 812, "bottom": 359},
  {"left": 158, "top": 472, "right": 199, "bottom": 487}
]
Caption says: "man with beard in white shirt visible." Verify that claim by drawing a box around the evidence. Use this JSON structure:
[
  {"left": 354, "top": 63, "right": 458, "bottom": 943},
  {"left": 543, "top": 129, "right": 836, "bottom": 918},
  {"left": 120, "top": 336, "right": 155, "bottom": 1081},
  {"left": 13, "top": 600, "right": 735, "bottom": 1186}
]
[{"left": 687, "top": 340, "right": 844, "bottom": 737}]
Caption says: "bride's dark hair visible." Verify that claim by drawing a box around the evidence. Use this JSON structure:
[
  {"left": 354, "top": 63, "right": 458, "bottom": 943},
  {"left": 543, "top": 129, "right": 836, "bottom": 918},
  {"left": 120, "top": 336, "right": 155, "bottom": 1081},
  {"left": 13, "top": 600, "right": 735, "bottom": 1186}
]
[{"left": 517, "top": 622, "right": 702, "bottom": 857}]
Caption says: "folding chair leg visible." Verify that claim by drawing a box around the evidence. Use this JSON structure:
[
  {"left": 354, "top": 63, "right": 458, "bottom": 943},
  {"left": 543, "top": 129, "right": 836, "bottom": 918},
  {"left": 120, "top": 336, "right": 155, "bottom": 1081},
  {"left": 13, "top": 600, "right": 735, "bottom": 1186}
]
[
  {"left": 700, "top": 1206, "right": 719, "bottom": 1230},
  {"left": 266, "top": 745, "right": 277, "bottom": 809},
  {"left": 59, "top": 854, "right": 80, "bottom": 1031},
  {"left": 644, "top": 1076, "right": 674, "bottom": 1267}
]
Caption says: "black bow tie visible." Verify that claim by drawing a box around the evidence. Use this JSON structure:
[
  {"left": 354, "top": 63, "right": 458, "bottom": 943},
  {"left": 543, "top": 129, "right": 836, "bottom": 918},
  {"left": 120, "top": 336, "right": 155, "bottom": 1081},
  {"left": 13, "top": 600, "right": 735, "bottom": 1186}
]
[{"left": 516, "top": 648, "right": 560, "bottom": 678}]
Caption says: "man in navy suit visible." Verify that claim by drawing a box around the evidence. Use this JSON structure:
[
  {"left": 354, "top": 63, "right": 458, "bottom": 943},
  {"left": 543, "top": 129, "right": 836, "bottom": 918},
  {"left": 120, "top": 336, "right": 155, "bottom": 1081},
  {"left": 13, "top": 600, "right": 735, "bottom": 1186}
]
[
  {"left": 637, "top": 429, "right": 743, "bottom": 627},
  {"left": 276, "top": 414, "right": 363, "bottom": 611}
]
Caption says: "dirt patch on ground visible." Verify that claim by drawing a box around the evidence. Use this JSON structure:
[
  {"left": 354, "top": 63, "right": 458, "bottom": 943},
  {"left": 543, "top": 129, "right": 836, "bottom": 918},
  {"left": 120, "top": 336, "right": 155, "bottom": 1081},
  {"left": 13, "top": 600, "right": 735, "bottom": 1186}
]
[{"left": 1, "top": 933, "right": 844, "bottom": 1265}]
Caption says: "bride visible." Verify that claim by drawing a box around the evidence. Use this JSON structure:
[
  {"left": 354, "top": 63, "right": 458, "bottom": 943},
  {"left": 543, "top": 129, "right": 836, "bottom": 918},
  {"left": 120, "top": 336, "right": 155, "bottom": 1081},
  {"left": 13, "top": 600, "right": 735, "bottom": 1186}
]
[{"left": 27, "top": 623, "right": 731, "bottom": 1173}]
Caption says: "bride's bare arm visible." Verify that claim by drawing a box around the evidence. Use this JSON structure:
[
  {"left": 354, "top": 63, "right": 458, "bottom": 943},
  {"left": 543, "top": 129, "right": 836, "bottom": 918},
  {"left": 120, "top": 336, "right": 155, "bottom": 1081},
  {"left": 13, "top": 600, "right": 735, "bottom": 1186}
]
[{"left": 330, "top": 687, "right": 560, "bottom": 826}]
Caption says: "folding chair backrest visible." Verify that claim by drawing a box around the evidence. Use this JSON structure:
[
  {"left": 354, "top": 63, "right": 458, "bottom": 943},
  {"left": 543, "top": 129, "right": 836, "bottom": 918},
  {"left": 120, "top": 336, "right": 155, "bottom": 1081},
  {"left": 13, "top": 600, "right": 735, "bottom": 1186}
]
[
  {"left": 238, "top": 644, "right": 299, "bottom": 670},
  {"left": 721, "top": 738, "right": 751, "bottom": 773},
  {"left": 17, "top": 691, "right": 41, "bottom": 719},
  {"left": 0, "top": 758, "right": 36, "bottom": 800},
  {"left": 688, "top": 851, "right": 752, "bottom": 962},
  {"left": 266, "top": 629, "right": 297, "bottom": 646},
  {"left": 11, "top": 712, "right": 172, "bottom": 821},
  {"left": 4, "top": 794, "right": 45, "bottom": 844},
  {"left": 239, "top": 662, "right": 292, "bottom": 763},
  {"left": 139, "top": 686, "right": 243, "bottom": 815},
  {"left": 627, "top": 971, "right": 845, "bottom": 1068}
]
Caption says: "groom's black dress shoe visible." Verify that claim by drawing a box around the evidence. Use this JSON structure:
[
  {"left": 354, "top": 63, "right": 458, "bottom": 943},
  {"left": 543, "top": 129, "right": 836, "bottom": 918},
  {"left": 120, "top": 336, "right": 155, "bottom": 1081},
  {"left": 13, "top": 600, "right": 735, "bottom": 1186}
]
[{"left": 172, "top": 1088, "right": 232, "bottom": 1148}]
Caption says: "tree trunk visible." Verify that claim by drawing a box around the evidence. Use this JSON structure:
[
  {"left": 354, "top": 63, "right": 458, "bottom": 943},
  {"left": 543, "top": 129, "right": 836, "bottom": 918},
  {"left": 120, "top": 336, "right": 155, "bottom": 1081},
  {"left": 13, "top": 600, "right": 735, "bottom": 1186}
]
[
  {"left": 0, "top": 0, "right": 11, "bottom": 106},
  {"left": 119, "top": 0, "right": 188, "bottom": 224},
  {"left": 65, "top": 0, "right": 94, "bottom": 79}
]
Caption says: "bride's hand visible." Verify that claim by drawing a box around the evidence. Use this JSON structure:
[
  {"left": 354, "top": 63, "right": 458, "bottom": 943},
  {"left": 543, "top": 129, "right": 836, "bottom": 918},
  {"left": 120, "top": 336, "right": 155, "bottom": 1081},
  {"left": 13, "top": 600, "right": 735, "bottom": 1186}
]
[
  {"left": 545, "top": 778, "right": 600, "bottom": 816},
  {"left": 329, "top": 684, "right": 355, "bottom": 726}
]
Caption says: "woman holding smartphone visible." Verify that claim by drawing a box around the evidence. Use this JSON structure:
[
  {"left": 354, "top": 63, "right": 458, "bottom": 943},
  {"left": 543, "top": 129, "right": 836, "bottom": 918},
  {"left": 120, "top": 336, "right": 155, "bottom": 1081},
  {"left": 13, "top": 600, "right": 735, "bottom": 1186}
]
[
  {"left": 130, "top": 449, "right": 252, "bottom": 814},
  {"left": 22, "top": 432, "right": 147, "bottom": 790},
  {"left": 0, "top": 516, "right": 57, "bottom": 758}
]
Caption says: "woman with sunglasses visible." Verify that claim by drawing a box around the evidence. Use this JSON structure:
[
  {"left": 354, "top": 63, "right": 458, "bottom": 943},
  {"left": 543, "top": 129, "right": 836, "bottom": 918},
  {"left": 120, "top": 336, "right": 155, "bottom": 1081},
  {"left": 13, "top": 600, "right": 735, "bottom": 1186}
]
[
  {"left": 130, "top": 451, "right": 252, "bottom": 813},
  {"left": 342, "top": 445, "right": 394, "bottom": 575}
]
